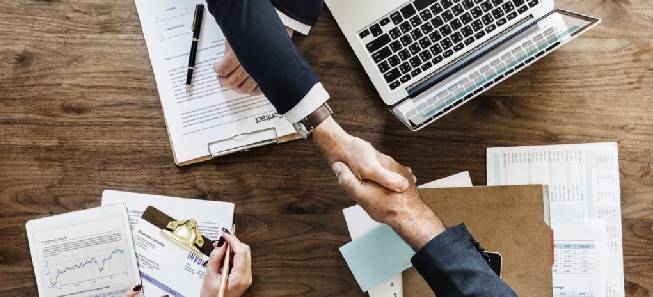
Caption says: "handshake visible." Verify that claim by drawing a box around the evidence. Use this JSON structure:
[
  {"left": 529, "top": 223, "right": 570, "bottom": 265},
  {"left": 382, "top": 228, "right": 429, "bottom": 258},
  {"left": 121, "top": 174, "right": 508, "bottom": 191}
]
[
  {"left": 313, "top": 117, "right": 446, "bottom": 250},
  {"left": 215, "top": 41, "right": 446, "bottom": 250}
]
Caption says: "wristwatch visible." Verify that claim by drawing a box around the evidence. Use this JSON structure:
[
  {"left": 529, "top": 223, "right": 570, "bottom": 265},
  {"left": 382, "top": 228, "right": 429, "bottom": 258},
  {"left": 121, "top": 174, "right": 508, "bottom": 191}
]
[{"left": 293, "top": 103, "right": 333, "bottom": 139}]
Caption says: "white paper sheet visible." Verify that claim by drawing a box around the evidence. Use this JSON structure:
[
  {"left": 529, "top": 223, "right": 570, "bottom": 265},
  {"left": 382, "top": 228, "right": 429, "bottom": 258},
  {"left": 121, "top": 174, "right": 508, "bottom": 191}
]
[
  {"left": 342, "top": 171, "right": 473, "bottom": 297},
  {"left": 487, "top": 142, "right": 624, "bottom": 297},
  {"left": 133, "top": 216, "right": 209, "bottom": 297},
  {"left": 134, "top": 0, "right": 295, "bottom": 164},
  {"left": 553, "top": 220, "right": 608, "bottom": 297},
  {"left": 26, "top": 204, "right": 141, "bottom": 297},
  {"left": 101, "top": 190, "right": 234, "bottom": 240}
]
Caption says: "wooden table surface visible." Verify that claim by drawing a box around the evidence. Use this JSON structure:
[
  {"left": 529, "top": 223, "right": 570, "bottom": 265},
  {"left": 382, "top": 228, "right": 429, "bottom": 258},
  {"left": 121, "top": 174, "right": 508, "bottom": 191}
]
[{"left": 1, "top": 0, "right": 652, "bottom": 296}]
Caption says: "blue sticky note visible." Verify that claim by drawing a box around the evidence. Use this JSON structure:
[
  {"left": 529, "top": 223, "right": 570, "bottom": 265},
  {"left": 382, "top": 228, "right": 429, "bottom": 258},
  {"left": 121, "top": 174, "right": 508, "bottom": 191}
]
[{"left": 339, "top": 224, "right": 415, "bottom": 292}]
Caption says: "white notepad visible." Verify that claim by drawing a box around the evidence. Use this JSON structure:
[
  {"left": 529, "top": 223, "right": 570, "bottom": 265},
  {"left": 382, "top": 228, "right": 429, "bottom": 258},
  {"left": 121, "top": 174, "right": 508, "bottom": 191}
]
[
  {"left": 134, "top": 0, "right": 297, "bottom": 165},
  {"left": 26, "top": 204, "right": 141, "bottom": 297}
]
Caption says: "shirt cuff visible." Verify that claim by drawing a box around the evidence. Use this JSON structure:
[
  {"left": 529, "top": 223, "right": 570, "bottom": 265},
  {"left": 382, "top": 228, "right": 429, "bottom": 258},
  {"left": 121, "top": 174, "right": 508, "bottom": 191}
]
[
  {"left": 283, "top": 82, "right": 330, "bottom": 123},
  {"left": 275, "top": 8, "right": 312, "bottom": 35}
]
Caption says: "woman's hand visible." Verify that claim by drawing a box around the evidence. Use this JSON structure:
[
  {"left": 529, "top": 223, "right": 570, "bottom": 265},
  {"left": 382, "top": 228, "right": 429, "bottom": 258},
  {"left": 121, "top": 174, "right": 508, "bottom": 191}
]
[
  {"left": 121, "top": 284, "right": 141, "bottom": 297},
  {"left": 201, "top": 232, "right": 253, "bottom": 297}
]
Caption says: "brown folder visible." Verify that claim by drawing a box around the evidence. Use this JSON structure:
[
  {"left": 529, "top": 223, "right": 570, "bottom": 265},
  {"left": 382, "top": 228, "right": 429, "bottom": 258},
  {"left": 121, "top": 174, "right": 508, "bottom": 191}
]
[{"left": 404, "top": 185, "right": 552, "bottom": 297}]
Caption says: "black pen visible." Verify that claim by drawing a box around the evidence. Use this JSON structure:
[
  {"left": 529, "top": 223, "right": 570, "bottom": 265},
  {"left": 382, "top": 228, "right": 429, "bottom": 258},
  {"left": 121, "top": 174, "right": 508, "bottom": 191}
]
[{"left": 186, "top": 4, "right": 204, "bottom": 92}]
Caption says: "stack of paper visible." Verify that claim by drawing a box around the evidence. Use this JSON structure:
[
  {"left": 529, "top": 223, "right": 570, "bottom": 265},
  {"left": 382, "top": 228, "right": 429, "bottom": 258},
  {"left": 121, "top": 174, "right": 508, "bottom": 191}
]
[
  {"left": 487, "top": 142, "right": 624, "bottom": 297},
  {"left": 102, "top": 190, "right": 235, "bottom": 297}
]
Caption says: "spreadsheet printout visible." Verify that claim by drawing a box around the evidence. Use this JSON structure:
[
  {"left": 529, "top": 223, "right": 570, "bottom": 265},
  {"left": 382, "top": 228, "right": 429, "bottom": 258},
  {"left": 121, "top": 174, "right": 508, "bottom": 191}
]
[{"left": 487, "top": 142, "right": 623, "bottom": 297}]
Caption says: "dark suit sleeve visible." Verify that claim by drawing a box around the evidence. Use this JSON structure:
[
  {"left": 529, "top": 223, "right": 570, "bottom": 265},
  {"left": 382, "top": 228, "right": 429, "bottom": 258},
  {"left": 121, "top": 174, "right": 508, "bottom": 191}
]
[
  {"left": 411, "top": 224, "right": 518, "bottom": 297},
  {"left": 272, "top": 0, "right": 324, "bottom": 28},
  {"left": 206, "top": 0, "right": 328, "bottom": 120}
]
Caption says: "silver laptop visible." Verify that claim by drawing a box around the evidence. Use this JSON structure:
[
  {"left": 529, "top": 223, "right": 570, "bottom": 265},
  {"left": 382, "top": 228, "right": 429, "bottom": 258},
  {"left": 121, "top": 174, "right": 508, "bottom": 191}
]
[{"left": 325, "top": 0, "right": 600, "bottom": 130}]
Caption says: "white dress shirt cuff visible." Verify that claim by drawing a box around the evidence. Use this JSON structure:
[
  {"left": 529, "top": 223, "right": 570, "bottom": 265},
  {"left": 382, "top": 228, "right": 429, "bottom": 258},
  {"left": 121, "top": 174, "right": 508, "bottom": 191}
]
[
  {"left": 275, "top": 8, "right": 312, "bottom": 35},
  {"left": 284, "top": 83, "right": 330, "bottom": 123}
]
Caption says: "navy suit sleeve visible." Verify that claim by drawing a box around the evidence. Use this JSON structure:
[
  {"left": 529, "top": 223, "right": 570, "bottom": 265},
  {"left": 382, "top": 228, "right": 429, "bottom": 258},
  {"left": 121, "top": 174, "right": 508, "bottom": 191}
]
[
  {"left": 411, "top": 224, "right": 518, "bottom": 297},
  {"left": 206, "top": 0, "right": 322, "bottom": 115},
  {"left": 272, "top": 0, "right": 324, "bottom": 27}
]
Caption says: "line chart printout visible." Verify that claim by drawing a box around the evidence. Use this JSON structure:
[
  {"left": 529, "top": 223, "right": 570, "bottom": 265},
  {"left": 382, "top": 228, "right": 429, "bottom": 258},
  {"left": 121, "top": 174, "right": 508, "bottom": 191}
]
[{"left": 27, "top": 204, "right": 141, "bottom": 297}]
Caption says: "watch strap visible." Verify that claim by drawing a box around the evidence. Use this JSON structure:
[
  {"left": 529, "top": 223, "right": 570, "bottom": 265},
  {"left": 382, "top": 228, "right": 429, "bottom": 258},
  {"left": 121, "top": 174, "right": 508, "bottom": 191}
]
[{"left": 301, "top": 103, "right": 332, "bottom": 133}]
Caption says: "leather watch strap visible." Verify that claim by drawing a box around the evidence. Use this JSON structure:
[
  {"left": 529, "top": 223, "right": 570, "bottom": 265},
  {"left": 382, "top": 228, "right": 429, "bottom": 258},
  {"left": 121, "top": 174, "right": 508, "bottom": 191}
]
[{"left": 302, "top": 103, "right": 333, "bottom": 132}]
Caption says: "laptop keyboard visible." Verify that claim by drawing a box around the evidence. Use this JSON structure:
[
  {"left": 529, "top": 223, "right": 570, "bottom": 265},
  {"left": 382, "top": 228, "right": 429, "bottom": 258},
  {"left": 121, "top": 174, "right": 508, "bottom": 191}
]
[
  {"left": 400, "top": 25, "right": 568, "bottom": 127},
  {"left": 359, "top": 0, "right": 540, "bottom": 90}
]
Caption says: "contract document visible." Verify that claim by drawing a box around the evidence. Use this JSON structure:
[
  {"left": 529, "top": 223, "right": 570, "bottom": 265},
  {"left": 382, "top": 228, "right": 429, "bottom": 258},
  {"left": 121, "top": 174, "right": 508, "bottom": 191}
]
[
  {"left": 487, "top": 142, "right": 624, "bottom": 297},
  {"left": 135, "top": 0, "right": 296, "bottom": 165}
]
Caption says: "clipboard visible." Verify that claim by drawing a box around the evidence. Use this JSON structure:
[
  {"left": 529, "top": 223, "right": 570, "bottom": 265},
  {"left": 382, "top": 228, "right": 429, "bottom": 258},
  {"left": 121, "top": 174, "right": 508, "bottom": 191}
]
[
  {"left": 173, "top": 121, "right": 301, "bottom": 167},
  {"left": 140, "top": 206, "right": 214, "bottom": 257}
]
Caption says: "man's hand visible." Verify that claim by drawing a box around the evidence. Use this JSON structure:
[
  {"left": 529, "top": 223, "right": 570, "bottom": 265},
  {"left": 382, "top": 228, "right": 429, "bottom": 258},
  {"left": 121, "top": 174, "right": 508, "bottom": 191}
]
[
  {"left": 313, "top": 117, "right": 411, "bottom": 192},
  {"left": 214, "top": 27, "right": 294, "bottom": 96},
  {"left": 332, "top": 159, "right": 446, "bottom": 250}
]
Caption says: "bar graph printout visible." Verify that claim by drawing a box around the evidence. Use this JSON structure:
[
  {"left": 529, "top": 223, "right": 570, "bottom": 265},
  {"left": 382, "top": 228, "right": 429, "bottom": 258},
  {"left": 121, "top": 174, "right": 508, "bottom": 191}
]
[
  {"left": 27, "top": 204, "right": 141, "bottom": 297},
  {"left": 487, "top": 142, "right": 624, "bottom": 297}
]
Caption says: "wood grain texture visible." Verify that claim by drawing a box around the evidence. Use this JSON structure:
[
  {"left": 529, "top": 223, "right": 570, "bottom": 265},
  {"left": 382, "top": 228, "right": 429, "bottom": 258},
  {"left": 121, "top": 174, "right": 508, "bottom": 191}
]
[{"left": 0, "top": 0, "right": 651, "bottom": 296}]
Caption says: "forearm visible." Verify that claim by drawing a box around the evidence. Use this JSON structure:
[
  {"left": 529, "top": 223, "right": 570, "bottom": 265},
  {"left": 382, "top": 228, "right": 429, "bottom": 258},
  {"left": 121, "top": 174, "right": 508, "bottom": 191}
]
[
  {"left": 411, "top": 224, "right": 517, "bottom": 296},
  {"left": 206, "top": 0, "right": 324, "bottom": 115}
]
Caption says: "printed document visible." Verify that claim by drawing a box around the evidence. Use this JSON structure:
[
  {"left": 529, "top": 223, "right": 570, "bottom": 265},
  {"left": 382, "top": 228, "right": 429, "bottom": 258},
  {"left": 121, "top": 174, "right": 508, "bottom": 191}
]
[
  {"left": 26, "top": 204, "right": 141, "bottom": 297},
  {"left": 342, "top": 171, "right": 473, "bottom": 297},
  {"left": 101, "top": 190, "right": 234, "bottom": 240},
  {"left": 133, "top": 214, "right": 209, "bottom": 297},
  {"left": 553, "top": 220, "right": 608, "bottom": 297},
  {"left": 134, "top": 0, "right": 295, "bottom": 165},
  {"left": 487, "top": 142, "right": 624, "bottom": 297}
]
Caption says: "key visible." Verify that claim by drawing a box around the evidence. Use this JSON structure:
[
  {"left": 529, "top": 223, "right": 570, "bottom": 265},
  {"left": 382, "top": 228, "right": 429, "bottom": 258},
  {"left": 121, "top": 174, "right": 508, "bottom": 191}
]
[
  {"left": 411, "top": 28, "right": 424, "bottom": 40},
  {"left": 380, "top": 17, "right": 391, "bottom": 26},
  {"left": 391, "top": 28, "right": 403, "bottom": 39},
  {"left": 391, "top": 12, "right": 403, "bottom": 25},
  {"left": 399, "top": 62, "right": 412, "bottom": 74},
  {"left": 390, "top": 40, "right": 402, "bottom": 52},
  {"left": 431, "top": 3, "right": 444, "bottom": 14},
  {"left": 401, "top": 4, "right": 417, "bottom": 18},
  {"left": 430, "top": 44, "right": 443, "bottom": 55},
  {"left": 409, "top": 56, "right": 422, "bottom": 68},
  {"left": 400, "top": 74, "right": 412, "bottom": 82},
  {"left": 472, "top": 19, "right": 484, "bottom": 31},
  {"left": 400, "top": 21, "right": 413, "bottom": 33},
  {"left": 366, "top": 34, "right": 391, "bottom": 52},
  {"left": 421, "top": 22, "right": 435, "bottom": 34},
  {"left": 370, "top": 24, "right": 382, "bottom": 37},
  {"left": 420, "top": 9, "right": 434, "bottom": 21},
  {"left": 372, "top": 46, "right": 392, "bottom": 63},
  {"left": 419, "top": 37, "right": 432, "bottom": 48},
  {"left": 359, "top": 30, "right": 370, "bottom": 39},
  {"left": 390, "top": 80, "right": 401, "bottom": 89},
  {"left": 409, "top": 43, "right": 421, "bottom": 54},
  {"left": 378, "top": 60, "right": 391, "bottom": 73},
  {"left": 400, "top": 35, "right": 413, "bottom": 46},
  {"left": 414, "top": 0, "right": 436, "bottom": 10},
  {"left": 451, "top": 19, "right": 463, "bottom": 31},
  {"left": 398, "top": 49, "right": 411, "bottom": 59},
  {"left": 384, "top": 68, "right": 401, "bottom": 82},
  {"left": 388, "top": 55, "right": 401, "bottom": 66},
  {"left": 429, "top": 31, "right": 442, "bottom": 42},
  {"left": 419, "top": 50, "right": 433, "bottom": 61},
  {"left": 461, "top": 12, "right": 473, "bottom": 24},
  {"left": 462, "top": 25, "right": 474, "bottom": 37},
  {"left": 410, "top": 15, "right": 422, "bottom": 27},
  {"left": 471, "top": 7, "right": 483, "bottom": 18},
  {"left": 431, "top": 16, "right": 444, "bottom": 27}
]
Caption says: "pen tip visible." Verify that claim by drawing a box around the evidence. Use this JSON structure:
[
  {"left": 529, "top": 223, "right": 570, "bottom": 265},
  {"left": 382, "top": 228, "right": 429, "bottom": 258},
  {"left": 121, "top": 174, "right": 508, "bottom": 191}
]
[{"left": 186, "top": 85, "right": 192, "bottom": 93}]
